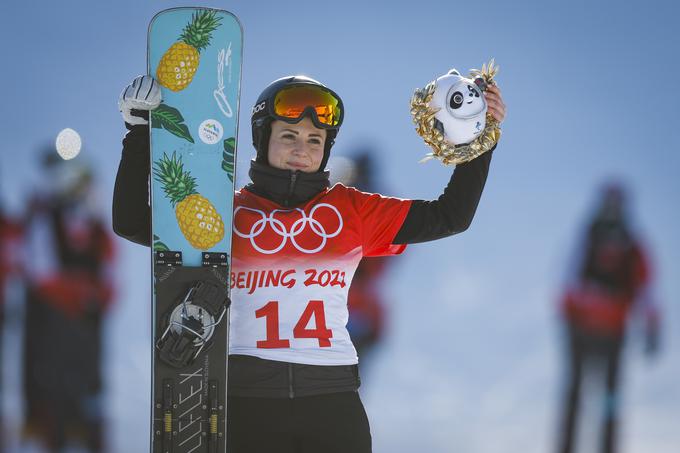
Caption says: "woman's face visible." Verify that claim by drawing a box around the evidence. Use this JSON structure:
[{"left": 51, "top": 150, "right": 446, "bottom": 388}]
[{"left": 267, "top": 117, "right": 327, "bottom": 172}]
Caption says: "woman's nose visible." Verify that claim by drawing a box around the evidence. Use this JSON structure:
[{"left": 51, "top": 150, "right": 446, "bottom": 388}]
[{"left": 291, "top": 143, "right": 306, "bottom": 156}]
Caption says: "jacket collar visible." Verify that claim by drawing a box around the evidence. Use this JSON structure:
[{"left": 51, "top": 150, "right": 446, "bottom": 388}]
[{"left": 246, "top": 160, "right": 330, "bottom": 207}]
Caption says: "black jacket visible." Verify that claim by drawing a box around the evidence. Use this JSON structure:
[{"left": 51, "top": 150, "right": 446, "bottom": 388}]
[{"left": 113, "top": 124, "right": 493, "bottom": 398}]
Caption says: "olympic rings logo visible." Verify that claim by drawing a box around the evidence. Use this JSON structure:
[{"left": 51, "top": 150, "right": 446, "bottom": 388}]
[{"left": 233, "top": 203, "right": 343, "bottom": 254}]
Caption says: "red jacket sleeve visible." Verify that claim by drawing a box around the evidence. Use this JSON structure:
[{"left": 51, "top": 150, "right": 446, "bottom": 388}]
[{"left": 346, "top": 187, "right": 412, "bottom": 257}]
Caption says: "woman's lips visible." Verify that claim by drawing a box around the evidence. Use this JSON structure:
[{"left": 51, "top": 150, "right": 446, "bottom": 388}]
[{"left": 287, "top": 161, "right": 308, "bottom": 169}]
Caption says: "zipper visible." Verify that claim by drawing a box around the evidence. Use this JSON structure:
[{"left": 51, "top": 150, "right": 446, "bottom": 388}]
[
  {"left": 288, "top": 363, "right": 295, "bottom": 399},
  {"left": 284, "top": 171, "right": 298, "bottom": 207}
]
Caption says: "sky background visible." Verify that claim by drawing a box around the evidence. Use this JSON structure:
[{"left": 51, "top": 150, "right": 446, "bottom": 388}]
[{"left": 1, "top": 0, "right": 679, "bottom": 452}]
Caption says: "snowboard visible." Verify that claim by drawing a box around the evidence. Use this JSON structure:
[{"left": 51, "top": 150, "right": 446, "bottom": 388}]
[{"left": 148, "top": 8, "right": 242, "bottom": 453}]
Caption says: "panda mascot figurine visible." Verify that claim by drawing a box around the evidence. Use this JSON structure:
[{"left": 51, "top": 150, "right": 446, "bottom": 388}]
[
  {"left": 411, "top": 60, "right": 501, "bottom": 165},
  {"left": 430, "top": 69, "right": 487, "bottom": 145}
]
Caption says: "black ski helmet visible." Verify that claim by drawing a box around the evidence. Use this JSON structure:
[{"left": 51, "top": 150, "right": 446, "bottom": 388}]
[{"left": 251, "top": 75, "right": 343, "bottom": 171}]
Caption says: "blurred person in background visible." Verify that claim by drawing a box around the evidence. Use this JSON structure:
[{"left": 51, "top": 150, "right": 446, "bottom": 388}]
[
  {"left": 556, "top": 181, "right": 661, "bottom": 453},
  {"left": 20, "top": 151, "right": 115, "bottom": 452},
  {"left": 1, "top": 199, "right": 24, "bottom": 453},
  {"left": 330, "top": 150, "right": 392, "bottom": 367}
]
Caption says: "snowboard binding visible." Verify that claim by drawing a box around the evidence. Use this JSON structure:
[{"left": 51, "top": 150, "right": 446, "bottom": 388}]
[{"left": 156, "top": 280, "right": 230, "bottom": 368}]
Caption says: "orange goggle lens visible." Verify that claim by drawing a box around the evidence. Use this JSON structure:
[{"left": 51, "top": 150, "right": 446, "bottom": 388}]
[{"left": 273, "top": 85, "right": 342, "bottom": 128}]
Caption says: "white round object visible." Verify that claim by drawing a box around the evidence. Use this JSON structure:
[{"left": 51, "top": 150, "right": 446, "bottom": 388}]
[
  {"left": 429, "top": 70, "right": 487, "bottom": 145},
  {"left": 327, "top": 156, "right": 358, "bottom": 186},
  {"left": 55, "top": 128, "right": 82, "bottom": 160}
]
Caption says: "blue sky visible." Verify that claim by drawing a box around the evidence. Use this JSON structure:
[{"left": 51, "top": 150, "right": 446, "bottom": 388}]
[{"left": 1, "top": 0, "right": 679, "bottom": 451}]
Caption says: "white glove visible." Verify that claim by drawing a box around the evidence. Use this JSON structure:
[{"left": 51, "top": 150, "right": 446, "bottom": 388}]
[{"left": 118, "top": 75, "right": 162, "bottom": 125}]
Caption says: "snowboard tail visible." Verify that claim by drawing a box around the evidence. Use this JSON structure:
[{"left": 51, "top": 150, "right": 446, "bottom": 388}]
[{"left": 153, "top": 258, "right": 229, "bottom": 453}]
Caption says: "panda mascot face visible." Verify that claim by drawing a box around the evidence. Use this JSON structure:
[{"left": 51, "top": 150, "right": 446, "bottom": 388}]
[{"left": 429, "top": 69, "right": 487, "bottom": 145}]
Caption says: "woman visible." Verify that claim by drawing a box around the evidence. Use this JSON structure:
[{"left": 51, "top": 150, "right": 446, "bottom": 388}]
[{"left": 114, "top": 74, "right": 506, "bottom": 452}]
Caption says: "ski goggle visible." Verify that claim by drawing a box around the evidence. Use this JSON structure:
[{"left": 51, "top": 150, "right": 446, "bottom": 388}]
[{"left": 272, "top": 84, "right": 343, "bottom": 129}]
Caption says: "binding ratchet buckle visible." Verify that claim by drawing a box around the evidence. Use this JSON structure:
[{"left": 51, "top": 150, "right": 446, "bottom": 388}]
[{"left": 156, "top": 280, "right": 230, "bottom": 368}]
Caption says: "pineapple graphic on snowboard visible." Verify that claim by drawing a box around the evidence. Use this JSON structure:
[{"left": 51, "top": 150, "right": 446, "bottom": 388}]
[
  {"left": 153, "top": 151, "right": 225, "bottom": 250},
  {"left": 156, "top": 10, "right": 222, "bottom": 92}
]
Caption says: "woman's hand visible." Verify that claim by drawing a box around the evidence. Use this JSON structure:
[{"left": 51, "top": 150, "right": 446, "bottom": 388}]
[
  {"left": 118, "top": 75, "right": 162, "bottom": 126},
  {"left": 485, "top": 84, "right": 506, "bottom": 123}
]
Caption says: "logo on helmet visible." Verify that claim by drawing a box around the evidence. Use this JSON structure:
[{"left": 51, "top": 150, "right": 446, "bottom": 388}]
[{"left": 252, "top": 101, "right": 266, "bottom": 115}]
